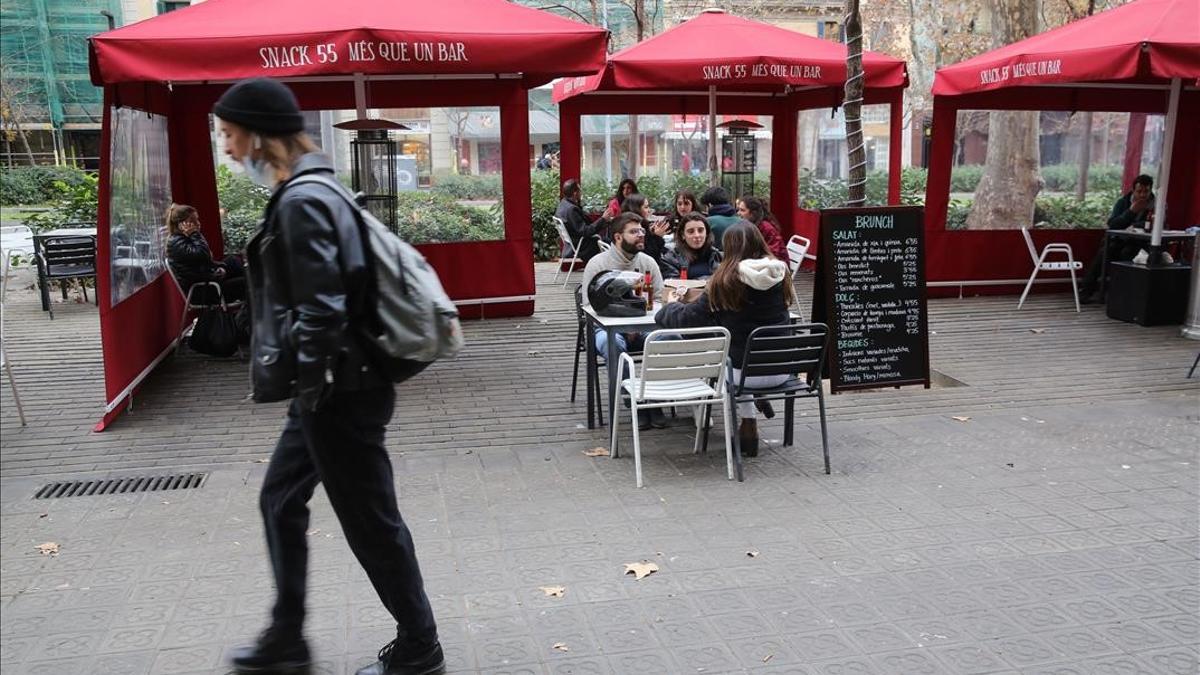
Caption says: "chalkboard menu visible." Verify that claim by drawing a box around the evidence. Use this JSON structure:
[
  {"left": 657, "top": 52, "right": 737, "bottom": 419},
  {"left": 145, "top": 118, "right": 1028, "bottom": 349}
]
[{"left": 812, "top": 206, "right": 930, "bottom": 393}]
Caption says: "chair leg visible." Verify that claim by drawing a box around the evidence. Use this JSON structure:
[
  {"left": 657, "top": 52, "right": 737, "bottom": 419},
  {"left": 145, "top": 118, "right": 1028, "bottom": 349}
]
[
  {"left": 561, "top": 255, "right": 579, "bottom": 289},
  {"left": 701, "top": 403, "right": 713, "bottom": 454},
  {"left": 1188, "top": 352, "right": 1200, "bottom": 379},
  {"left": 60, "top": 280, "right": 68, "bottom": 301},
  {"left": 81, "top": 280, "right": 89, "bottom": 304},
  {"left": 571, "top": 326, "right": 582, "bottom": 403},
  {"left": 817, "top": 388, "right": 831, "bottom": 475},
  {"left": 631, "top": 400, "right": 644, "bottom": 488},
  {"left": 692, "top": 404, "right": 706, "bottom": 454},
  {"left": 1069, "top": 264, "right": 1080, "bottom": 313},
  {"left": 609, "top": 388, "right": 621, "bottom": 459},
  {"left": 38, "top": 273, "right": 51, "bottom": 316},
  {"left": 784, "top": 396, "right": 795, "bottom": 447},
  {"left": 720, "top": 396, "right": 729, "bottom": 480},
  {"left": 4, "top": 360, "right": 26, "bottom": 426},
  {"left": 1017, "top": 267, "right": 1038, "bottom": 309}
]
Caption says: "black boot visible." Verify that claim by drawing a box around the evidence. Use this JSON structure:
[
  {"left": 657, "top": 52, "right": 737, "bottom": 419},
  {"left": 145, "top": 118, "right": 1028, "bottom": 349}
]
[
  {"left": 356, "top": 638, "right": 445, "bottom": 675},
  {"left": 754, "top": 400, "right": 775, "bottom": 419},
  {"left": 738, "top": 419, "right": 759, "bottom": 458},
  {"left": 230, "top": 626, "right": 311, "bottom": 673},
  {"left": 649, "top": 408, "right": 668, "bottom": 429}
]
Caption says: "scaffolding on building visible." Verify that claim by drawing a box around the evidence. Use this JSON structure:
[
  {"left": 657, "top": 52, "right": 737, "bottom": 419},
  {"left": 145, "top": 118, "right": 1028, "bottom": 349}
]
[{"left": 1, "top": 0, "right": 120, "bottom": 165}]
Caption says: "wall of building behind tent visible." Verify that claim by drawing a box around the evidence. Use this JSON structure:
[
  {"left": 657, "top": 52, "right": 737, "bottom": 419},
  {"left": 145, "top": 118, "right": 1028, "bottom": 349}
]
[{"left": 196, "top": 96, "right": 1171, "bottom": 262}]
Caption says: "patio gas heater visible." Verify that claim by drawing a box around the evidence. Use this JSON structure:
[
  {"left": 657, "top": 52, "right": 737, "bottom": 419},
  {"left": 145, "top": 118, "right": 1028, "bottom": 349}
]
[
  {"left": 333, "top": 118, "right": 408, "bottom": 233},
  {"left": 718, "top": 119, "right": 761, "bottom": 200}
]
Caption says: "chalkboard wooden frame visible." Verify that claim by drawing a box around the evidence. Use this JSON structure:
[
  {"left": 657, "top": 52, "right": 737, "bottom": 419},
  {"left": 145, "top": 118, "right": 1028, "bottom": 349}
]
[{"left": 812, "top": 206, "right": 931, "bottom": 394}]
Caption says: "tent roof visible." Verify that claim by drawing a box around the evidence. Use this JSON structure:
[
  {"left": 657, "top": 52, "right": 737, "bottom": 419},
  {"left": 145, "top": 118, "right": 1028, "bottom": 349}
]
[
  {"left": 89, "top": 0, "right": 608, "bottom": 87},
  {"left": 933, "top": 0, "right": 1200, "bottom": 96},
  {"left": 553, "top": 10, "right": 907, "bottom": 103}
]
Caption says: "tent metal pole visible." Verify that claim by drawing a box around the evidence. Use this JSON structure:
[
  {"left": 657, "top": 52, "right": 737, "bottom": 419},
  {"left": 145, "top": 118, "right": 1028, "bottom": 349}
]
[
  {"left": 708, "top": 85, "right": 718, "bottom": 186},
  {"left": 1149, "top": 77, "right": 1180, "bottom": 259}
]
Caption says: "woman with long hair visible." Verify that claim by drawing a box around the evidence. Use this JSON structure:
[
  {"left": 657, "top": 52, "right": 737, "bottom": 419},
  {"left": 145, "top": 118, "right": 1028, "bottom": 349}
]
[
  {"left": 213, "top": 78, "right": 442, "bottom": 675},
  {"left": 621, "top": 192, "right": 669, "bottom": 262},
  {"left": 655, "top": 221, "right": 794, "bottom": 455},
  {"left": 666, "top": 189, "right": 698, "bottom": 234},
  {"left": 658, "top": 212, "right": 722, "bottom": 280},
  {"left": 736, "top": 195, "right": 788, "bottom": 261},
  {"left": 165, "top": 203, "right": 245, "bottom": 303},
  {"left": 605, "top": 178, "right": 638, "bottom": 218}
]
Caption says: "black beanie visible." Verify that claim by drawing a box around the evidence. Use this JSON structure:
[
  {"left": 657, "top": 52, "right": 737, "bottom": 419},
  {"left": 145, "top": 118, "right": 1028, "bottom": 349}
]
[{"left": 213, "top": 78, "right": 304, "bottom": 136}]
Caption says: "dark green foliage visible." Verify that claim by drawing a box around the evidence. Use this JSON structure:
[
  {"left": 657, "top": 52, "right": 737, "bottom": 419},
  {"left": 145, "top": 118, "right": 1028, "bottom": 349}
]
[
  {"left": 430, "top": 174, "right": 503, "bottom": 200},
  {"left": 215, "top": 165, "right": 271, "bottom": 254},
  {"left": 24, "top": 173, "right": 98, "bottom": 232},
  {"left": 0, "top": 165, "right": 92, "bottom": 206},
  {"left": 395, "top": 191, "right": 503, "bottom": 244}
]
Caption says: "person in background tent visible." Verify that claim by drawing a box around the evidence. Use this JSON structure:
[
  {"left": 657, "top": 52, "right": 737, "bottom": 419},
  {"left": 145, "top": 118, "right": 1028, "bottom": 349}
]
[
  {"left": 700, "top": 185, "right": 740, "bottom": 246},
  {"left": 165, "top": 203, "right": 246, "bottom": 303},
  {"left": 737, "top": 195, "right": 788, "bottom": 261},
  {"left": 1081, "top": 174, "right": 1156, "bottom": 304},
  {"left": 604, "top": 178, "right": 638, "bottom": 219},
  {"left": 556, "top": 178, "right": 606, "bottom": 263}
]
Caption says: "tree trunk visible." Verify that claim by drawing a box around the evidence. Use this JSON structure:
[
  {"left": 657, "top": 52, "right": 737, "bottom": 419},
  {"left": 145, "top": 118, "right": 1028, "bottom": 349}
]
[
  {"left": 628, "top": 115, "right": 640, "bottom": 180},
  {"left": 1076, "top": 112, "right": 1092, "bottom": 200},
  {"left": 966, "top": 0, "right": 1041, "bottom": 230},
  {"left": 843, "top": 0, "right": 866, "bottom": 206},
  {"left": 906, "top": 0, "right": 940, "bottom": 115}
]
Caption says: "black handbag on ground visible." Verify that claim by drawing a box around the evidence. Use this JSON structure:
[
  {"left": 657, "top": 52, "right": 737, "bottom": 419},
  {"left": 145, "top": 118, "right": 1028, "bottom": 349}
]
[{"left": 190, "top": 307, "right": 239, "bottom": 357}]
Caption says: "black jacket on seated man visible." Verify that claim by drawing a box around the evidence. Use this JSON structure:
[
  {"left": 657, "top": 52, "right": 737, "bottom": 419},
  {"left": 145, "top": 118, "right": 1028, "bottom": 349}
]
[
  {"left": 556, "top": 191, "right": 605, "bottom": 262},
  {"left": 1106, "top": 190, "right": 1155, "bottom": 230}
]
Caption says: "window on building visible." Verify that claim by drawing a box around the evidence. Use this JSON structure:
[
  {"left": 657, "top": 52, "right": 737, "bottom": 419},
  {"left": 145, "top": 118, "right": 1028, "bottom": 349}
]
[{"left": 157, "top": 1, "right": 190, "bottom": 13}]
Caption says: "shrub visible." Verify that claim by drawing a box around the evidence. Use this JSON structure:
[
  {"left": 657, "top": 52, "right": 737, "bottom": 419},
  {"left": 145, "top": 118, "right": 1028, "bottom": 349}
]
[
  {"left": 797, "top": 167, "right": 926, "bottom": 209},
  {"left": 1034, "top": 189, "right": 1119, "bottom": 229},
  {"left": 431, "top": 173, "right": 503, "bottom": 200},
  {"left": 949, "top": 165, "right": 983, "bottom": 192},
  {"left": 0, "top": 165, "right": 91, "bottom": 205},
  {"left": 24, "top": 173, "right": 99, "bottom": 232},
  {"left": 216, "top": 165, "right": 271, "bottom": 253},
  {"left": 395, "top": 191, "right": 503, "bottom": 244}
]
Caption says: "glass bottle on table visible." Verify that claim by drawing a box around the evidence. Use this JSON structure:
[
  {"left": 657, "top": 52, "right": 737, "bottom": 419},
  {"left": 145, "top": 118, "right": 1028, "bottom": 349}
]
[{"left": 644, "top": 272, "right": 653, "bottom": 311}]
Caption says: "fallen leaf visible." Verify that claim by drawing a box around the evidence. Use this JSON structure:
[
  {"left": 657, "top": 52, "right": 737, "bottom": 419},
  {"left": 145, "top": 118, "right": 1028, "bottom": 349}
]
[
  {"left": 762, "top": 653, "right": 774, "bottom": 663},
  {"left": 951, "top": 416, "right": 971, "bottom": 422},
  {"left": 305, "top": 528, "right": 321, "bottom": 536},
  {"left": 623, "top": 560, "right": 659, "bottom": 580},
  {"left": 253, "top": 458, "right": 270, "bottom": 464},
  {"left": 539, "top": 585, "right": 566, "bottom": 598},
  {"left": 35, "top": 542, "right": 59, "bottom": 556},
  {"left": 1029, "top": 328, "right": 1046, "bottom": 334},
  {"left": 552, "top": 642, "right": 570, "bottom": 652},
  {"left": 527, "top": 350, "right": 541, "bottom": 356},
  {"left": 746, "top": 549, "right": 760, "bottom": 558},
  {"left": 539, "top": 319, "right": 549, "bottom": 324},
  {"left": 583, "top": 447, "right": 610, "bottom": 457}
]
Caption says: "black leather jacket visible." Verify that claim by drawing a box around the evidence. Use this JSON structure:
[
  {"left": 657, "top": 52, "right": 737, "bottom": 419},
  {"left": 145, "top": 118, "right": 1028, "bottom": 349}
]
[
  {"left": 246, "top": 153, "right": 387, "bottom": 409},
  {"left": 167, "top": 232, "right": 216, "bottom": 287}
]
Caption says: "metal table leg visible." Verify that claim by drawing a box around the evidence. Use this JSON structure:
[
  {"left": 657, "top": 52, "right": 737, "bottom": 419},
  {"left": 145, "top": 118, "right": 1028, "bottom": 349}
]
[
  {"left": 586, "top": 316, "right": 597, "bottom": 430},
  {"left": 606, "top": 326, "right": 620, "bottom": 458}
]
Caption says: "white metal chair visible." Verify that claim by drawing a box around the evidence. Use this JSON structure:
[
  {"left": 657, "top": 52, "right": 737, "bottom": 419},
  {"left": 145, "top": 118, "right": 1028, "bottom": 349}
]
[
  {"left": 610, "top": 327, "right": 732, "bottom": 488},
  {"left": 552, "top": 216, "right": 591, "bottom": 288},
  {"left": 597, "top": 239, "right": 612, "bottom": 253},
  {"left": 167, "top": 264, "right": 241, "bottom": 354},
  {"left": 0, "top": 285, "right": 26, "bottom": 426},
  {"left": 1018, "top": 225, "right": 1082, "bottom": 312},
  {"left": 785, "top": 234, "right": 812, "bottom": 316},
  {"left": 1, "top": 226, "right": 35, "bottom": 303}
]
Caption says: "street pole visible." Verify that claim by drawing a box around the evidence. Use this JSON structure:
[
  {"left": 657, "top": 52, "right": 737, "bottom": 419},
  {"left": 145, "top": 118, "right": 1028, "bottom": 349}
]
[{"left": 602, "top": 0, "right": 613, "bottom": 186}]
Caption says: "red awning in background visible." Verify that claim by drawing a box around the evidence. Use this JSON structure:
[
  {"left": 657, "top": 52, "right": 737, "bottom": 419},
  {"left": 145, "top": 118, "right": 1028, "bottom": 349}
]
[
  {"left": 933, "top": 0, "right": 1200, "bottom": 96},
  {"left": 553, "top": 10, "right": 907, "bottom": 102},
  {"left": 90, "top": 0, "right": 608, "bottom": 87}
]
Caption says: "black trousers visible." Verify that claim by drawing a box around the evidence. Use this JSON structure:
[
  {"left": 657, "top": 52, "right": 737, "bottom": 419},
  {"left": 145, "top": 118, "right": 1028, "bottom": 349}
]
[{"left": 260, "top": 387, "right": 438, "bottom": 646}]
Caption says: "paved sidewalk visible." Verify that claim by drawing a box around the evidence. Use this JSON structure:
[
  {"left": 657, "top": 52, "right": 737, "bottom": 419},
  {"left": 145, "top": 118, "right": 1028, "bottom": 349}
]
[{"left": 2, "top": 395, "right": 1197, "bottom": 674}]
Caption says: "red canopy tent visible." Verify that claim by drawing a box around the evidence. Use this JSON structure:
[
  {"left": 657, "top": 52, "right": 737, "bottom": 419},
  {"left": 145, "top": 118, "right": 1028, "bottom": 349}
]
[
  {"left": 87, "top": 0, "right": 607, "bottom": 429},
  {"left": 924, "top": 0, "right": 1200, "bottom": 292},
  {"left": 552, "top": 9, "right": 908, "bottom": 246}
]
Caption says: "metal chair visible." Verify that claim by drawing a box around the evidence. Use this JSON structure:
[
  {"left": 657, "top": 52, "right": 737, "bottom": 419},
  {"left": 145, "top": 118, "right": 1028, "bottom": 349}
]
[
  {"left": 571, "top": 284, "right": 605, "bottom": 423},
  {"left": 1018, "top": 225, "right": 1082, "bottom": 312},
  {"left": 785, "top": 234, "right": 812, "bottom": 317},
  {"left": 703, "top": 323, "right": 831, "bottom": 481},
  {"left": 0, "top": 296, "right": 25, "bottom": 422},
  {"left": 552, "top": 216, "right": 596, "bottom": 289},
  {"left": 611, "top": 327, "right": 732, "bottom": 488},
  {"left": 35, "top": 235, "right": 97, "bottom": 319},
  {"left": 167, "top": 264, "right": 242, "bottom": 354}
]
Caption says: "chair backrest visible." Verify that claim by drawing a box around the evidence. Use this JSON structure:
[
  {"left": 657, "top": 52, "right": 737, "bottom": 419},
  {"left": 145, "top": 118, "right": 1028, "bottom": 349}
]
[
  {"left": 41, "top": 236, "right": 95, "bottom": 268},
  {"left": 597, "top": 240, "right": 612, "bottom": 252},
  {"left": 552, "top": 216, "right": 571, "bottom": 245},
  {"left": 786, "top": 234, "right": 811, "bottom": 273},
  {"left": 637, "top": 327, "right": 730, "bottom": 397},
  {"left": 573, "top": 283, "right": 586, "bottom": 323},
  {"left": 1020, "top": 225, "right": 1039, "bottom": 263},
  {"left": 734, "top": 323, "right": 830, "bottom": 392}
]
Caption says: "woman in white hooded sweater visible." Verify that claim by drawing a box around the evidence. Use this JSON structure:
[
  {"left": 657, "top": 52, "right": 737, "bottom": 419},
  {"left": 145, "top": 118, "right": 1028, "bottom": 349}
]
[{"left": 654, "top": 220, "right": 796, "bottom": 455}]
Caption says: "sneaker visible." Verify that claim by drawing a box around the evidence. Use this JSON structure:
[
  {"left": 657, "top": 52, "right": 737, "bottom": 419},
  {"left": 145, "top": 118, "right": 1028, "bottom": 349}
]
[
  {"left": 356, "top": 638, "right": 445, "bottom": 675},
  {"left": 230, "top": 626, "right": 311, "bottom": 673}
]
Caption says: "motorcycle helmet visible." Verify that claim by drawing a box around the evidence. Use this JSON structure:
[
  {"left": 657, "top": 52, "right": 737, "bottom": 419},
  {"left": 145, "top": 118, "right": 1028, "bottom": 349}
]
[{"left": 588, "top": 271, "right": 647, "bottom": 317}]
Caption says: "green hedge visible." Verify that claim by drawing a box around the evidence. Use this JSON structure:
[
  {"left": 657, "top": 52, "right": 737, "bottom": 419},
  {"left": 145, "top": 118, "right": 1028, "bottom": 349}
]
[
  {"left": 430, "top": 173, "right": 503, "bottom": 200},
  {"left": 395, "top": 191, "right": 503, "bottom": 244},
  {"left": 948, "top": 163, "right": 1125, "bottom": 193},
  {"left": 1, "top": 165, "right": 92, "bottom": 206}
]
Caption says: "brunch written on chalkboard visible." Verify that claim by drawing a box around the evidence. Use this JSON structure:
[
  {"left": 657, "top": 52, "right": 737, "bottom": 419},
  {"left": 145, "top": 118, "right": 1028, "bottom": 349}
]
[{"left": 812, "top": 206, "right": 930, "bottom": 393}]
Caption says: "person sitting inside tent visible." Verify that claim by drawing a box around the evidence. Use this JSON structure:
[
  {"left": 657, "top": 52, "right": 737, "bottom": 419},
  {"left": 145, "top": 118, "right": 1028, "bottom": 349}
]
[
  {"left": 1081, "top": 174, "right": 1155, "bottom": 303},
  {"left": 700, "top": 186, "right": 740, "bottom": 245},
  {"left": 621, "top": 193, "right": 670, "bottom": 265},
  {"left": 166, "top": 203, "right": 245, "bottom": 303},
  {"left": 736, "top": 195, "right": 788, "bottom": 262},
  {"left": 604, "top": 178, "right": 638, "bottom": 219},
  {"left": 556, "top": 179, "right": 606, "bottom": 263},
  {"left": 659, "top": 212, "right": 722, "bottom": 280}
]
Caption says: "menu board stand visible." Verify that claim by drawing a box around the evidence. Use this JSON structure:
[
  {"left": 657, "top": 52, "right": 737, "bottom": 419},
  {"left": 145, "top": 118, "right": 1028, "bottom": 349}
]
[{"left": 812, "top": 206, "right": 930, "bottom": 394}]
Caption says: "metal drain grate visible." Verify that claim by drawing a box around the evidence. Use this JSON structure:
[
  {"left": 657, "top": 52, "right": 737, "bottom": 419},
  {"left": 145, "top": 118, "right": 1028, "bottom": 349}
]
[{"left": 33, "top": 473, "right": 208, "bottom": 499}]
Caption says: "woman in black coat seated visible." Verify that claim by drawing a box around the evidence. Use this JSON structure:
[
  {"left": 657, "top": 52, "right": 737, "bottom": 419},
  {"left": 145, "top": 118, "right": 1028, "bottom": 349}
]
[
  {"left": 621, "top": 193, "right": 671, "bottom": 265},
  {"left": 655, "top": 221, "right": 794, "bottom": 456},
  {"left": 659, "top": 211, "right": 722, "bottom": 280},
  {"left": 166, "top": 203, "right": 245, "bottom": 304}
]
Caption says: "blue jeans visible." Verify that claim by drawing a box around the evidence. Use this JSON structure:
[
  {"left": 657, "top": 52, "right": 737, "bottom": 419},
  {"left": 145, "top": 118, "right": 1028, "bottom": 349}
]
[{"left": 594, "top": 329, "right": 645, "bottom": 358}]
